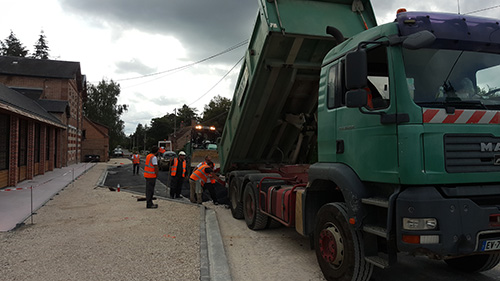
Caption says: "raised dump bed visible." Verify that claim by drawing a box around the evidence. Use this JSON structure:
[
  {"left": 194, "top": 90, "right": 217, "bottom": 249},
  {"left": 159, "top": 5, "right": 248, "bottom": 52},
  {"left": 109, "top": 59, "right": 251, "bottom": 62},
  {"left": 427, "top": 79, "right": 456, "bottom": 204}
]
[{"left": 219, "top": 0, "right": 377, "bottom": 172}]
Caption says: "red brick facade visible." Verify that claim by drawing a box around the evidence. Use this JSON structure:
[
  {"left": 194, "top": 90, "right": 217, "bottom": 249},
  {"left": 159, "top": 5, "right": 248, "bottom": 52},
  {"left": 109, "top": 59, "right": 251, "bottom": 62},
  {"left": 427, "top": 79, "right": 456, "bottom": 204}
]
[
  {"left": 0, "top": 57, "right": 85, "bottom": 188},
  {"left": 82, "top": 117, "right": 109, "bottom": 162}
]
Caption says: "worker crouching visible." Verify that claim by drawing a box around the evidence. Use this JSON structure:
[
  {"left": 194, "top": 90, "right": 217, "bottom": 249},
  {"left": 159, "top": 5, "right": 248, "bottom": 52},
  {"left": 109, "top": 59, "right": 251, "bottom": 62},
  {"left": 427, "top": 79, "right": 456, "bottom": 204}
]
[{"left": 189, "top": 161, "right": 218, "bottom": 204}]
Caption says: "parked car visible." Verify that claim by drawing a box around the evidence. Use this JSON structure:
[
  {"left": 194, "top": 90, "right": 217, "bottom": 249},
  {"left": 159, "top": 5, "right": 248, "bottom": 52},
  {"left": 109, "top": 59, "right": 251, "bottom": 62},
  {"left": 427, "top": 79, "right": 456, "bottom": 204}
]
[
  {"left": 113, "top": 148, "right": 123, "bottom": 157},
  {"left": 158, "top": 151, "right": 177, "bottom": 171},
  {"left": 84, "top": 154, "right": 101, "bottom": 162}
]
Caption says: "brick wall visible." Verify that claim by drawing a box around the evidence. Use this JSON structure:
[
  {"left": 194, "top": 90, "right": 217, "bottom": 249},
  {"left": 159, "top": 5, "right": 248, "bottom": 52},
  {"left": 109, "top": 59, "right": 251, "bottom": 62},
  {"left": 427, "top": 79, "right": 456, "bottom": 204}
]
[
  {"left": 82, "top": 118, "right": 109, "bottom": 162},
  {"left": 0, "top": 75, "right": 83, "bottom": 167}
]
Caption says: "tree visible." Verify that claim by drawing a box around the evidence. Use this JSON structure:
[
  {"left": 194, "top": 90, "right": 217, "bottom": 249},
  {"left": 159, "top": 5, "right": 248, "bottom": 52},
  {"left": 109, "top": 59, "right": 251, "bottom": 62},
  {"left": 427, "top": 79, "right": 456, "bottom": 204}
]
[
  {"left": 201, "top": 95, "right": 231, "bottom": 130},
  {"left": 147, "top": 114, "right": 175, "bottom": 146},
  {"left": 84, "top": 79, "right": 128, "bottom": 151},
  {"left": 176, "top": 104, "right": 198, "bottom": 128},
  {"left": 32, "top": 30, "right": 50, "bottom": 59},
  {"left": 0, "top": 30, "right": 28, "bottom": 57}
]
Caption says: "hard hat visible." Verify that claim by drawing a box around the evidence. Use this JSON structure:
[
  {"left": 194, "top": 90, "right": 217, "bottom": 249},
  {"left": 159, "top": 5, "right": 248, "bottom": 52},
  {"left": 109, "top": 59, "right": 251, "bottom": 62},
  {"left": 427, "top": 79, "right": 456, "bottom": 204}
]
[{"left": 179, "top": 151, "right": 186, "bottom": 156}]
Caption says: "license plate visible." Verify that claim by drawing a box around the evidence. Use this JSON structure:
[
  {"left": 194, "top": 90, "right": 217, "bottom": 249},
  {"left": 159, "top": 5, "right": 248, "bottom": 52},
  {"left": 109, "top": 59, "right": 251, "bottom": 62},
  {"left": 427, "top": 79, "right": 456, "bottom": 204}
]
[{"left": 481, "top": 239, "right": 500, "bottom": 251}]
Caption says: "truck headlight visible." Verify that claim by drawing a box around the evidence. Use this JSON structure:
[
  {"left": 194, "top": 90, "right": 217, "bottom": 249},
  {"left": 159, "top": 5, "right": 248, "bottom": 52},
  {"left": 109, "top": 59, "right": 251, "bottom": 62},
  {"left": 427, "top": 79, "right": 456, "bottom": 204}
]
[{"left": 403, "top": 218, "right": 438, "bottom": 230}]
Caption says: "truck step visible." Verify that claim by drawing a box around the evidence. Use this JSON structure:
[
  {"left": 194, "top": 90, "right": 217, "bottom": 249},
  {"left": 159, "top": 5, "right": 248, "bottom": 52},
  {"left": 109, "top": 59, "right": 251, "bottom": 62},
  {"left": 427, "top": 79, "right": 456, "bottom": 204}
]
[
  {"left": 361, "top": 197, "right": 389, "bottom": 208},
  {"left": 365, "top": 255, "right": 390, "bottom": 269},
  {"left": 363, "top": 225, "right": 388, "bottom": 239}
]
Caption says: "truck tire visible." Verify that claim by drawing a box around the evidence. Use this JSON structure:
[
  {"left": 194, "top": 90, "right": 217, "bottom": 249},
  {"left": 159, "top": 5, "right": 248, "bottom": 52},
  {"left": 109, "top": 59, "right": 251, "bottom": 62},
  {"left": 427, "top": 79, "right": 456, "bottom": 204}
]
[
  {"left": 445, "top": 253, "right": 500, "bottom": 273},
  {"left": 229, "top": 179, "right": 244, "bottom": 219},
  {"left": 314, "top": 203, "right": 373, "bottom": 281},
  {"left": 243, "top": 181, "right": 269, "bottom": 230}
]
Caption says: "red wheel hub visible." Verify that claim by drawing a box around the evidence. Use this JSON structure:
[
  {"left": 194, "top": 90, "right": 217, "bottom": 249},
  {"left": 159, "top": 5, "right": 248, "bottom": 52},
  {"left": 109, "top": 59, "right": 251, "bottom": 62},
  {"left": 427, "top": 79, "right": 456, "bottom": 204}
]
[{"left": 319, "top": 225, "right": 344, "bottom": 268}]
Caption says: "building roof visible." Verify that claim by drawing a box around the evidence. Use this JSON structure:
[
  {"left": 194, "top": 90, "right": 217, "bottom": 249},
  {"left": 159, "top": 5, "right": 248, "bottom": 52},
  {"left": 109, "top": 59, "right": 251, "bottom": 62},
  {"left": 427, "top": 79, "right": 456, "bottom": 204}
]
[
  {"left": 0, "top": 56, "right": 85, "bottom": 92},
  {"left": 0, "top": 83, "right": 65, "bottom": 128},
  {"left": 83, "top": 116, "right": 109, "bottom": 137},
  {"left": 37, "top": 99, "right": 69, "bottom": 114}
]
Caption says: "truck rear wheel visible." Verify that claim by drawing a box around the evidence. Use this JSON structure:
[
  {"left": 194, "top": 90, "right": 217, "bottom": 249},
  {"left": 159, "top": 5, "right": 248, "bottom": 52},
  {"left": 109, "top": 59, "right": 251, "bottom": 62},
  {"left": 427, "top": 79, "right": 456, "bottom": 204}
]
[
  {"left": 314, "top": 203, "right": 373, "bottom": 281},
  {"left": 229, "top": 179, "right": 244, "bottom": 219},
  {"left": 243, "top": 181, "right": 268, "bottom": 230},
  {"left": 445, "top": 253, "right": 500, "bottom": 273}
]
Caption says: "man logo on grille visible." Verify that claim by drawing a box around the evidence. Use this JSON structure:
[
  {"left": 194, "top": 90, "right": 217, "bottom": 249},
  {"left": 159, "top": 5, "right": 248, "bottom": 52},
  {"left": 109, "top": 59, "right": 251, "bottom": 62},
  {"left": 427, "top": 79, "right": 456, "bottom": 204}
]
[{"left": 481, "top": 143, "right": 500, "bottom": 152}]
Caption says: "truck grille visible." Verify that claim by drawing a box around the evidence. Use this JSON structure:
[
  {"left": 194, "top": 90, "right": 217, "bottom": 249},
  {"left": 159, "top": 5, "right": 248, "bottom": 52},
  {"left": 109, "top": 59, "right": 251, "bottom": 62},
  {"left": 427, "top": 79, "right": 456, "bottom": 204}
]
[{"left": 444, "top": 134, "right": 500, "bottom": 173}]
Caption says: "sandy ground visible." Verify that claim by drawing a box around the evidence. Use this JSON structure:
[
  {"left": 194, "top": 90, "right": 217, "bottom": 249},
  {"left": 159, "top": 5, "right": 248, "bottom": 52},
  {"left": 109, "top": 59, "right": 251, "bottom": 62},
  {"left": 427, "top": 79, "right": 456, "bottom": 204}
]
[
  {"left": 0, "top": 162, "right": 201, "bottom": 281},
  {"left": 213, "top": 205, "right": 326, "bottom": 281}
]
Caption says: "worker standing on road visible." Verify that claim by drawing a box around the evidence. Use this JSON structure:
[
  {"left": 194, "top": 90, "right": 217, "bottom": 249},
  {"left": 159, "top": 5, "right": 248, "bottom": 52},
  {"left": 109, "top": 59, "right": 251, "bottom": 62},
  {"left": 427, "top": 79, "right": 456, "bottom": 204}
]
[
  {"left": 189, "top": 161, "right": 220, "bottom": 204},
  {"left": 131, "top": 151, "right": 140, "bottom": 175},
  {"left": 144, "top": 146, "right": 159, "bottom": 209},
  {"left": 169, "top": 151, "right": 187, "bottom": 199}
]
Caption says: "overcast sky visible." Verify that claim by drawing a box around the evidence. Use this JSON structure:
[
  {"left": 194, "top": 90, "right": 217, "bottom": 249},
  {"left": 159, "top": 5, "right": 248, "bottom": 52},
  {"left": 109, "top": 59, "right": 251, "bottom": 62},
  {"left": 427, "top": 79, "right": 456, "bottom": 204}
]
[{"left": 1, "top": 0, "right": 499, "bottom": 135}]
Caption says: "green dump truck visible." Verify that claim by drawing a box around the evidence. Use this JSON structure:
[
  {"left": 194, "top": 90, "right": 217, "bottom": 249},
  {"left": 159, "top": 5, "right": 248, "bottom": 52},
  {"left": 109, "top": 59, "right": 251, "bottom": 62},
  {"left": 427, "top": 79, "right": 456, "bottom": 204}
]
[{"left": 218, "top": 0, "right": 500, "bottom": 280}]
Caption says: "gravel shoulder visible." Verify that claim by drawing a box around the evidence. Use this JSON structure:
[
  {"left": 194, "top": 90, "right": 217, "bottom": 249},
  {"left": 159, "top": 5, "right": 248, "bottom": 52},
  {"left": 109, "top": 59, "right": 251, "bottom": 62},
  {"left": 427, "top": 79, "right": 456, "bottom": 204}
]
[{"left": 0, "top": 162, "right": 201, "bottom": 281}]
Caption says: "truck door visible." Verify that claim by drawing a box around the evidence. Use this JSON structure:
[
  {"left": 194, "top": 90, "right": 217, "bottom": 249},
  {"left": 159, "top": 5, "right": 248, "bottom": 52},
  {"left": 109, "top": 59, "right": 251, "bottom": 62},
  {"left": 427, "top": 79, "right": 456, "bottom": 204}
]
[{"left": 318, "top": 45, "right": 399, "bottom": 183}]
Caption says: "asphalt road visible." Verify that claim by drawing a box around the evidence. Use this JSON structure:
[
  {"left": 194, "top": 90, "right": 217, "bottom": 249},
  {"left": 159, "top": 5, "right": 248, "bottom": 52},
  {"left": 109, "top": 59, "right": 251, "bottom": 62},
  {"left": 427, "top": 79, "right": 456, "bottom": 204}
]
[{"left": 104, "top": 157, "right": 228, "bottom": 203}]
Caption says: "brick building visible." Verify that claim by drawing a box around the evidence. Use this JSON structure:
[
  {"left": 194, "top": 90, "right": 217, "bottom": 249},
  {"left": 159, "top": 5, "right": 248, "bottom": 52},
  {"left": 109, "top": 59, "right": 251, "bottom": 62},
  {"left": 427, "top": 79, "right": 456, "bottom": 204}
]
[
  {"left": 82, "top": 116, "right": 109, "bottom": 162},
  {"left": 0, "top": 56, "right": 86, "bottom": 188}
]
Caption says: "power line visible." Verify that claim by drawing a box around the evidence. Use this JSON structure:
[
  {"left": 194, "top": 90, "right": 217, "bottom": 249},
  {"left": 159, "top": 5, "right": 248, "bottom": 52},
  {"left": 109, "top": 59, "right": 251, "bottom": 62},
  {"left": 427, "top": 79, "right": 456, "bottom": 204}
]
[
  {"left": 188, "top": 55, "right": 244, "bottom": 107},
  {"left": 111, "top": 39, "right": 248, "bottom": 83},
  {"left": 464, "top": 4, "right": 500, "bottom": 15}
]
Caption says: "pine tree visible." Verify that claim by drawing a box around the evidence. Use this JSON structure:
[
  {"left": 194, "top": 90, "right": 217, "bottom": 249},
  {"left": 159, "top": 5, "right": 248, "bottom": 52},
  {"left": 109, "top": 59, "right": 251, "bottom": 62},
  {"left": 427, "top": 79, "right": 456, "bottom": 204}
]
[
  {"left": 32, "top": 30, "right": 50, "bottom": 59},
  {"left": 0, "top": 30, "right": 28, "bottom": 57}
]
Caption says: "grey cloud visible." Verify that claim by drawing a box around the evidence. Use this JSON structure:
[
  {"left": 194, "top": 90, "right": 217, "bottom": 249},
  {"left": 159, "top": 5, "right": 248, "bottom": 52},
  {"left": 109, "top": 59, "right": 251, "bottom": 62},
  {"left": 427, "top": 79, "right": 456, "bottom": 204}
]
[
  {"left": 58, "top": 0, "right": 258, "bottom": 64},
  {"left": 115, "top": 59, "right": 157, "bottom": 75}
]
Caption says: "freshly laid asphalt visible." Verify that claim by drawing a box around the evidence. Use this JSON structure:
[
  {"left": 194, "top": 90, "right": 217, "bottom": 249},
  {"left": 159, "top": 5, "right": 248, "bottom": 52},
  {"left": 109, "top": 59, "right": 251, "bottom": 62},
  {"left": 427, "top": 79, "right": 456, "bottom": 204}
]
[{"left": 0, "top": 158, "right": 231, "bottom": 281}]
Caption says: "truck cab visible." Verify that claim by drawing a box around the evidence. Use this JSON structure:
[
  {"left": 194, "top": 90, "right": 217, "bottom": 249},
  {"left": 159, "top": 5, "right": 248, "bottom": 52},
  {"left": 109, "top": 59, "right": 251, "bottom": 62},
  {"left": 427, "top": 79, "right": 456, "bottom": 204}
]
[{"left": 311, "top": 10, "right": 500, "bottom": 275}]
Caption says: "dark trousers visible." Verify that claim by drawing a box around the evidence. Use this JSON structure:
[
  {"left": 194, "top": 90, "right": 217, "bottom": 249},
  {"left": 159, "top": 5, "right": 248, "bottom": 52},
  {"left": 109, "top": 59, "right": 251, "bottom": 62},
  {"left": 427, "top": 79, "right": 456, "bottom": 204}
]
[
  {"left": 204, "top": 183, "right": 218, "bottom": 203},
  {"left": 170, "top": 176, "right": 184, "bottom": 198},
  {"left": 145, "top": 178, "right": 156, "bottom": 207},
  {"left": 133, "top": 163, "right": 139, "bottom": 175}
]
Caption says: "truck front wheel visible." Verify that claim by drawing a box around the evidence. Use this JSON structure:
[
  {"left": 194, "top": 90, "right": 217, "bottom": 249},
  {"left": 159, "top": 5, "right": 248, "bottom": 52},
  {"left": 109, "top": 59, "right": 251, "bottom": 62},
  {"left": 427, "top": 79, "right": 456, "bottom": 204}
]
[
  {"left": 243, "top": 181, "right": 268, "bottom": 230},
  {"left": 445, "top": 253, "right": 500, "bottom": 273},
  {"left": 229, "top": 179, "right": 244, "bottom": 219},
  {"left": 314, "top": 203, "right": 373, "bottom": 281}
]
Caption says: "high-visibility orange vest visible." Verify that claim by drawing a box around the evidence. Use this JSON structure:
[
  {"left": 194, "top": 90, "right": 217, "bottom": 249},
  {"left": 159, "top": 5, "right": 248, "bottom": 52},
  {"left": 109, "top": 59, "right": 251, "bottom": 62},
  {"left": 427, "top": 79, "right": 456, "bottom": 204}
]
[
  {"left": 159, "top": 147, "right": 166, "bottom": 154},
  {"left": 143, "top": 154, "right": 157, "bottom": 178},
  {"left": 190, "top": 164, "right": 212, "bottom": 186},
  {"left": 132, "top": 154, "right": 140, "bottom": 164},
  {"left": 170, "top": 158, "right": 186, "bottom": 177}
]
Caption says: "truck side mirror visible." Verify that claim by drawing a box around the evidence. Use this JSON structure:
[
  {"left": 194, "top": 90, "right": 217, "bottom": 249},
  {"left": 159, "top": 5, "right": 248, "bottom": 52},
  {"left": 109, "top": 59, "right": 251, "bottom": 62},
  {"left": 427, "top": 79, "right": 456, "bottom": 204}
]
[
  {"left": 346, "top": 89, "right": 368, "bottom": 108},
  {"left": 345, "top": 49, "right": 367, "bottom": 89}
]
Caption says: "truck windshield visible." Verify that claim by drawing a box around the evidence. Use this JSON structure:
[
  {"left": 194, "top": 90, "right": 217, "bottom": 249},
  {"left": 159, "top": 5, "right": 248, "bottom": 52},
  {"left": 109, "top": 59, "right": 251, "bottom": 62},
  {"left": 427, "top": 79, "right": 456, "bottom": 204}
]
[{"left": 402, "top": 48, "right": 500, "bottom": 110}]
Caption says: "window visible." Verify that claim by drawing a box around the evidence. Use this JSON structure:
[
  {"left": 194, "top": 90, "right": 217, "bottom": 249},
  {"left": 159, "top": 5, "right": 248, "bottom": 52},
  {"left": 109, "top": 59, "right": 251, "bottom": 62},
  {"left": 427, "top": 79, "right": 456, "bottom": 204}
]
[
  {"left": 327, "top": 65, "right": 338, "bottom": 109},
  {"left": 365, "top": 46, "right": 390, "bottom": 110},
  {"left": 18, "top": 119, "right": 27, "bottom": 166},
  {"left": 46, "top": 127, "right": 51, "bottom": 161},
  {"left": 0, "top": 114, "right": 9, "bottom": 170},
  {"left": 327, "top": 62, "right": 346, "bottom": 109},
  {"left": 34, "top": 123, "right": 41, "bottom": 163}
]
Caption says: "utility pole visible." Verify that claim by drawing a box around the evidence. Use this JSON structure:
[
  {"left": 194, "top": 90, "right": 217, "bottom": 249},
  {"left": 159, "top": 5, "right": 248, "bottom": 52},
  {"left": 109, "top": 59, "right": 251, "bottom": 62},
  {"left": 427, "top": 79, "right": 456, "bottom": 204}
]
[{"left": 174, "top": 108, "right": 177, "bottom": 137}]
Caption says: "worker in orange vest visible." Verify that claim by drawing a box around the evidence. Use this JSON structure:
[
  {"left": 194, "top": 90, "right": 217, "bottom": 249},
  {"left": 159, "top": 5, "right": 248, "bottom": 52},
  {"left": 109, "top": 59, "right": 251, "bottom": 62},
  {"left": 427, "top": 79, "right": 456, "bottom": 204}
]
[
  {"left": 143, "top": 146, "right": 159, "bottom": 209},
  {"left": 131, "top": 151, "right": 140, "bottom": 175},
  {"left": 189, "top": 161, "right": 220, "bottom": 204},
  {"left": 169, "top": 151, "right": 187, "bottom": 199}
]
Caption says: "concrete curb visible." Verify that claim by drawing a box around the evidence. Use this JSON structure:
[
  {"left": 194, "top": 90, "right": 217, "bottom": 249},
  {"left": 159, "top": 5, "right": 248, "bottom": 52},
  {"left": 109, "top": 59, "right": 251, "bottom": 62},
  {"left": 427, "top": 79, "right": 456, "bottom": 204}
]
[{"left": 205, "top": 208, "right": 232, "bottom": 281}]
